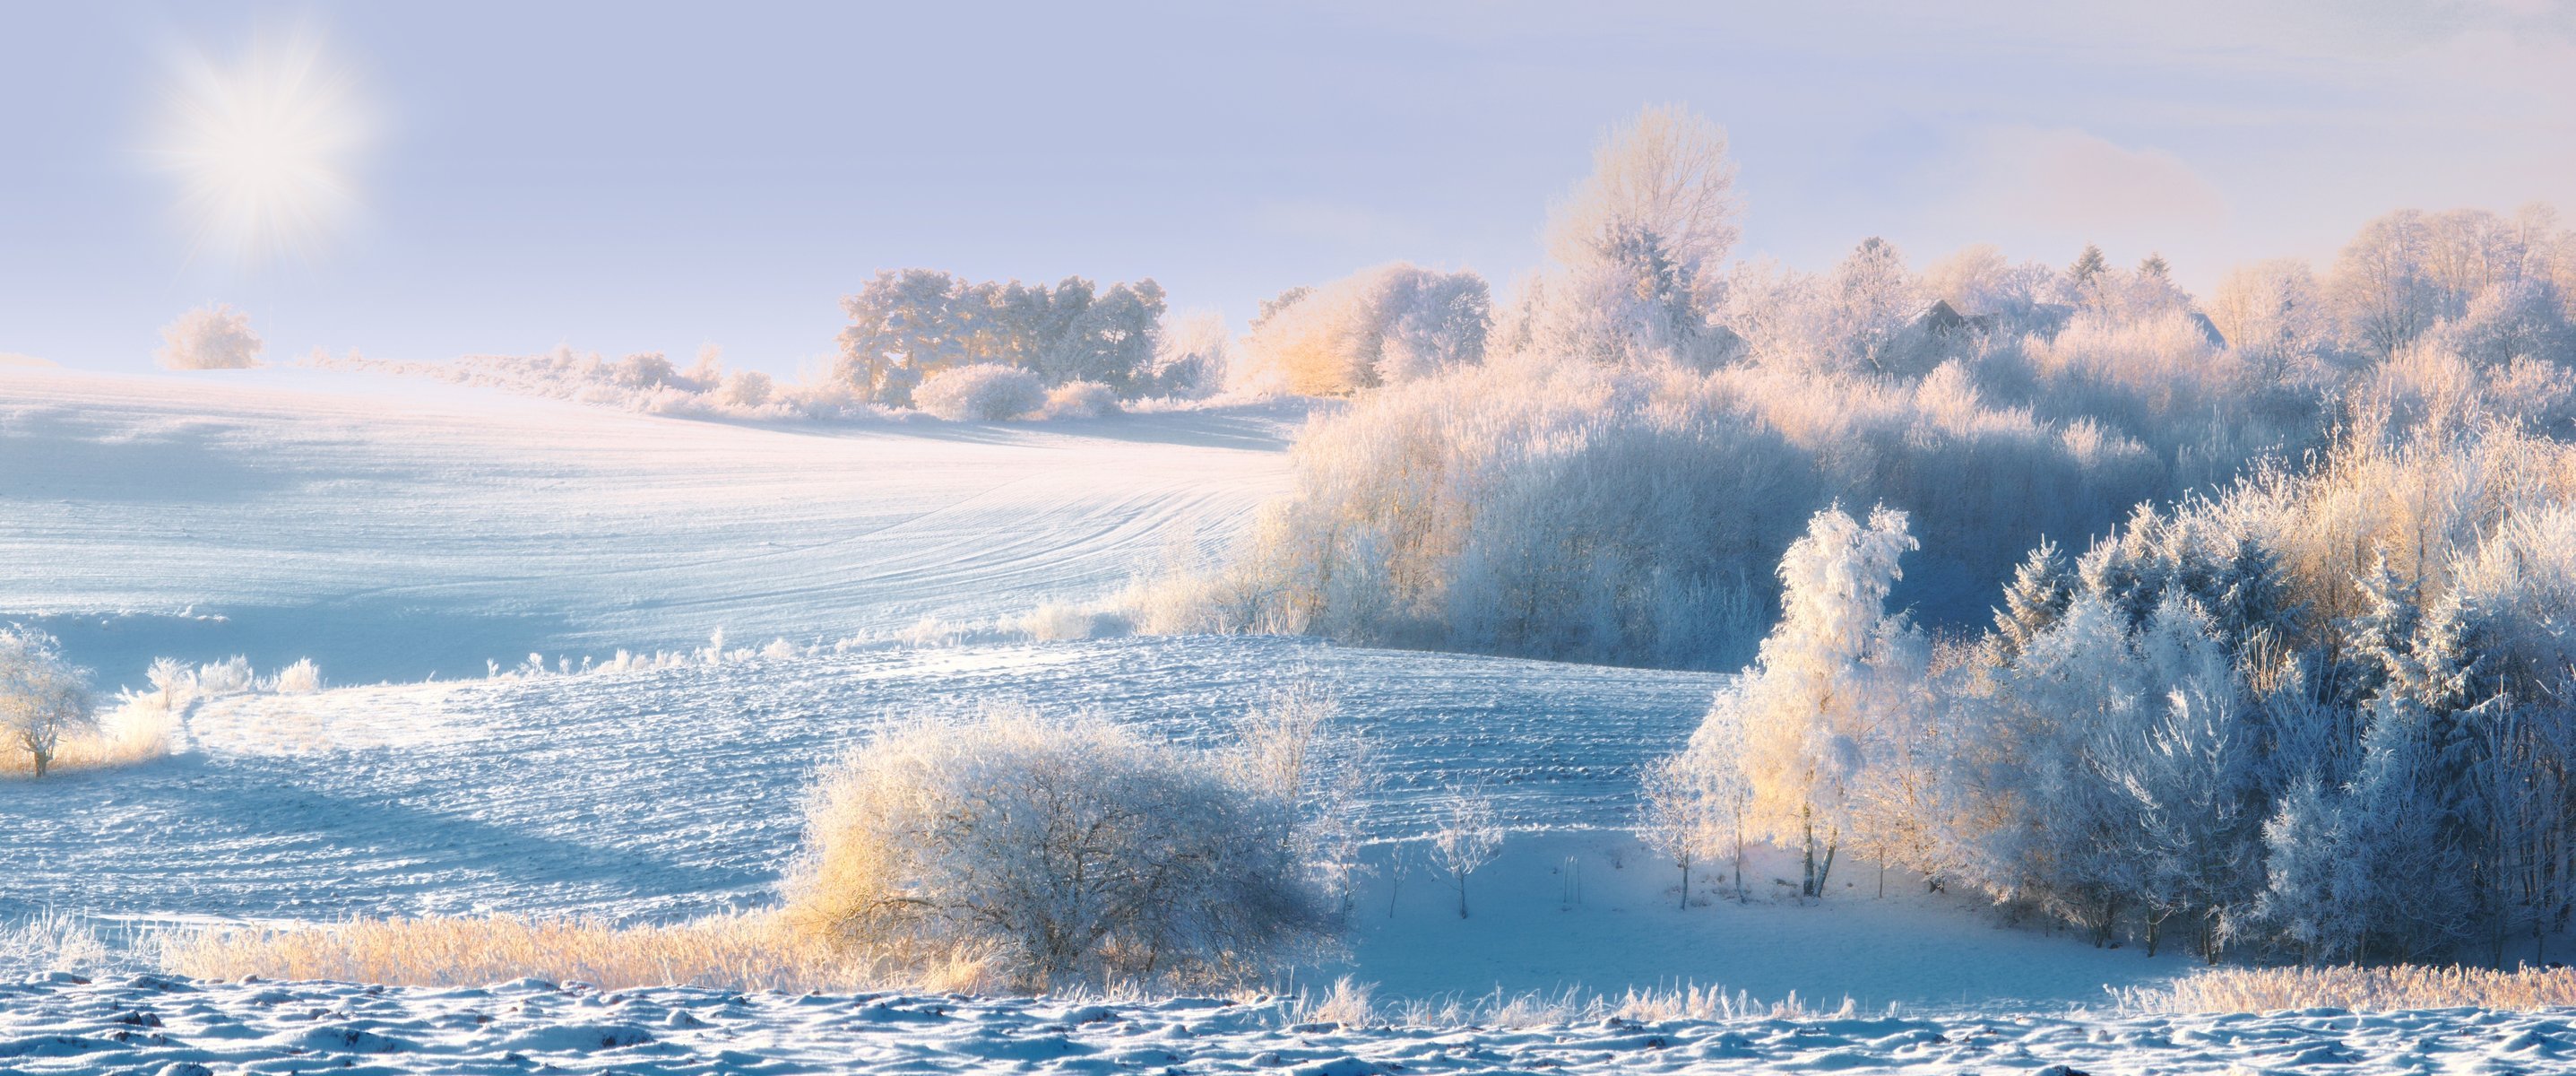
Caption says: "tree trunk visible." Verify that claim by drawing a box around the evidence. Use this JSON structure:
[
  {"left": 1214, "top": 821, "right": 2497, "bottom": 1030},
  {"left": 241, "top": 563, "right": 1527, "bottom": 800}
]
[
  {"left": 1801, "top": 804, "right": 1818, "bottom": 898},
  {"left": 1679, "top": 860, "right": 1691, "bottom": 910}
]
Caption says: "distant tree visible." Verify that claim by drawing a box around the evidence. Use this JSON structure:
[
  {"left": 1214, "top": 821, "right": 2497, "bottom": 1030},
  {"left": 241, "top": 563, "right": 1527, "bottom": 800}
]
[
  {"left": 1242, "top": 265, "right": 1491, "bottom": 395},
  {"left": 1, "top": 626, "right": 95, "bottom": 779},
  {"left": 2070, "top": 244, "right": 2109, "bottom": 288},
  {"left": 836, "top": 272, "right": 1166, "bottom": 404},
  {"left": 2207, "top": 258, "right": 2329, "bottom": 365},
  {"left": 156, "top": 305, "right": 263, "bottom": 369},
  {"left": 1522, "top": 105, "right": 1741, "bottom": 367}
]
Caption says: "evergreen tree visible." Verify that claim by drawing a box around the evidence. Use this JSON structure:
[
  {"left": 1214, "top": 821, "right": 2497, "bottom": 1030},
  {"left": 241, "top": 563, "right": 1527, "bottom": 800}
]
[{"left": 2070, "top": 244, "right": 2109, "bottom": 287}]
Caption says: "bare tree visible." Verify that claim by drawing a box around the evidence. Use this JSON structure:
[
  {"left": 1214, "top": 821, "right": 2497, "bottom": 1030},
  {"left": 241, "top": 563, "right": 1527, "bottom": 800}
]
[{"left": 1431, "top": 785, "right": 1505, "bottom": 918}]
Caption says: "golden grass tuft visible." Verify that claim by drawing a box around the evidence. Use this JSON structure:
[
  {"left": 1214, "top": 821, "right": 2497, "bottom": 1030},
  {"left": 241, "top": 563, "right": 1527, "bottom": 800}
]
[
  {"left": 2124, "top": 965, "right": 2576, "bottom": 1013},
  {"left": 160, "top": 912, "right": 1007, "bottom": 994}
]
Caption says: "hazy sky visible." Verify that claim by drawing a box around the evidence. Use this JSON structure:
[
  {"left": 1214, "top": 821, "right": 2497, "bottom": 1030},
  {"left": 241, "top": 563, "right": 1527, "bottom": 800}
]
[{"left": 4, "top": 0, "right": 2572, "bottom": 374}]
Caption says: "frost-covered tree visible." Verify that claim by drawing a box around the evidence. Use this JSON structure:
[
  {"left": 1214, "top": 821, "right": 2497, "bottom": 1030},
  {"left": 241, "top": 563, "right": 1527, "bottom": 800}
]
[
  {"left": 1241, "top": 264, "right": 1490, "bottom": 395},
  {"left": 1510, "top": 105, "right": 1741, "bottom": 369},
  {"left": 1, "top": 627, "right": 95, "bottom": 780},
  {"left": 156, "top": 304, "right": 263, "bottom": 369},
  {"left": 2207, "top": 259, "right": 2330, "bottom": 368},
  {"left": 1639, "top": 742, "right": 1746, "bottom": 908},
  {"left": 1431, "top": 786, "right": 1504, "bottom": 918},
  {"left": 1728, "top": 504, "right": 1918, "bottom": 898}
]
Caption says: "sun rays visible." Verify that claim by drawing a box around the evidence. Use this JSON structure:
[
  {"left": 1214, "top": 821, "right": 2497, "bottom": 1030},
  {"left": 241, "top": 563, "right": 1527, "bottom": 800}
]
[{"left": 154, "top": 26, "right": 370, "bottom": 269}]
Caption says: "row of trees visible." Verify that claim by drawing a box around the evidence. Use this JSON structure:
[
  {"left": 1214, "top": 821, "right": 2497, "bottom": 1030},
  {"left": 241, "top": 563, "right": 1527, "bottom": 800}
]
[
  {"left": 1145, "top": 103, "right": 2576, "bottom": 672},
  {"left": 834, "top": 271, "right": 1194, "bottom": 406}
]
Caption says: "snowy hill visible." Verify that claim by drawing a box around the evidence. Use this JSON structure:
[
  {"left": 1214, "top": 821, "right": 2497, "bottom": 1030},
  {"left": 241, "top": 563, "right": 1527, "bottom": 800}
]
[{"left": 0, "top": 367, "right": 1301, "bottom": 684}]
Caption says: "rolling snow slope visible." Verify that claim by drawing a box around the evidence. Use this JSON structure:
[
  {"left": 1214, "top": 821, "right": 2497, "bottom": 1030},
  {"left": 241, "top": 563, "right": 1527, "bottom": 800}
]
[{"left": 0, "top": 367, "right": 1300, "bottom": 684}]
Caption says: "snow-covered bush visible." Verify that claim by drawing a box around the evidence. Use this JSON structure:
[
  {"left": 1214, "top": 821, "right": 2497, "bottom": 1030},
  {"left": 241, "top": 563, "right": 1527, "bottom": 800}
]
[
  {"left": 1016, "top": 603, "right": 1109, "bottom": 641},
  {"left": 193, "top": 655, "right": 256, "bottom": 696},
  {"left": 273, "top": 658, "right": 323, "bottom": 694},
  {"left": 782, "top": 706, "right": 1334, "bottom": 988},
  {"left": 1240, "top": 264, "right": 1491, "bottom": 395},
  {"left": 912, "top": 363, "right": 1046, "bottom": 421},
  {"left": 0, "top": 627, "right": 94, "bottom": 779},
  {"left": 156, "top": 304, "right": 263, "bottom": 369},
  {"left": 1042, "top": 379, "right": 1120, "bottom": 419}
]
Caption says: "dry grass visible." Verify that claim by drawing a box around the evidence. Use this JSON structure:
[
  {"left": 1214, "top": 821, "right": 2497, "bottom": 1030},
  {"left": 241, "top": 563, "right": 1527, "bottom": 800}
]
[
  {"left": 160, "top": 913, "right": 1007, "bottom": 994},
  {"left": 2124, "top": 965, "right": 2576, "bottom": 1013},
  {"left": 1288, "top": 979, "right": 1854, "bottom": 1029},
  {"left": 0, "top": 696, "right": 174, "bottom": 779}
]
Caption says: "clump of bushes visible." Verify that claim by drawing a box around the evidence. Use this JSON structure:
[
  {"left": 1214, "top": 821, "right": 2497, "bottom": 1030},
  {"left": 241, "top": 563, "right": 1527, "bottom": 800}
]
[
  {"left": 783, "top": 705, "right": 1336, "bottom": 989},
  {"left": 912, "top": 363, "right": 1047, "bottom": 421},
  {"left": 156, "top": 304, "right": 264, "bottom": 369}
]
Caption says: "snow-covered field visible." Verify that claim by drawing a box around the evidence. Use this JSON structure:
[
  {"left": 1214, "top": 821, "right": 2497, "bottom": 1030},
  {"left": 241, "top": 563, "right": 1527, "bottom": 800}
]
[
  {"left": 9, "top": 367, "right": 2552, "bottom": 1071},
  {"left": 12, "top": 972, "right": 2575, "bottom": 1076},
  {"left": 1, "top": 367, "right": 1301, "bottom": 684}
]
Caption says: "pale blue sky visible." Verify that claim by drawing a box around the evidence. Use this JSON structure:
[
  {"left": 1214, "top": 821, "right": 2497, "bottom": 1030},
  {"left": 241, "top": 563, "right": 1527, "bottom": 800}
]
[{"left": 4, "top": 0, "right": 2571, "bottom": 373}]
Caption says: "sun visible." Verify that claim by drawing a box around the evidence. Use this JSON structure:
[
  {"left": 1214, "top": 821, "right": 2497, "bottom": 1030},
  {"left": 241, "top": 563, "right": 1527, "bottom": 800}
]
[{"left": 156, "top": 27, "right": 370, "bottom": 268}]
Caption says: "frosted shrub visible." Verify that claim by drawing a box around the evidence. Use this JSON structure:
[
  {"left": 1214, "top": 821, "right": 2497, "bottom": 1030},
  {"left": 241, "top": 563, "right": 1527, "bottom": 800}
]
[
  {"left": 194, "top": 656, "right": 255, "bottom": 696},
  {"left": 1017, "top": 603, "right": 1102, "bottom": 641},
  {"left": 155, "top": 304, "right": 264, "bottom": 369},
  {"left": 1042, "top": 379, "right": 1120, "bottom": 419},
  {"left": 913, "top": 363, "right": 1046, "bottom": 421},
  {"left": 783, "top": 706, "right": 1334, "bottom": 988},
  {"left": 0, "top": 627, "right": 95, "bottom": 779},
  {"left": 273, "top": 657, "right": 323, "bottom": 694}
]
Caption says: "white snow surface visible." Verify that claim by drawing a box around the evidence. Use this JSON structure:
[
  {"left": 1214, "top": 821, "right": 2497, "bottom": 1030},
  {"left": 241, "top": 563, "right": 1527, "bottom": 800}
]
[
  {"left": 1, "top": 634, "right": 2192, "bottom": 1010},
  {"left": 9, "top": 972, "right": 2575, "bottom": 1076},
  {"left": 0, "top": 366, "right": 1301, "bottom": 683}
]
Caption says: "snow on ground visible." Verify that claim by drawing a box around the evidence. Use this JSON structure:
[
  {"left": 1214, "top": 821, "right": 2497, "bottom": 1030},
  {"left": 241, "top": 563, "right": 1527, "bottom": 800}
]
[
  {"left": 0, "top": 636, "right": 1727, "bottom": 924},
  {"left": 0, "top": 634, "right": 2191, "bottom": 1009},
  {"left": 0, "top": 366, "right": 1301, "bottom": 684},
  {"left": 8, "top": 972, "right": 2572, "bottom": 1076}
]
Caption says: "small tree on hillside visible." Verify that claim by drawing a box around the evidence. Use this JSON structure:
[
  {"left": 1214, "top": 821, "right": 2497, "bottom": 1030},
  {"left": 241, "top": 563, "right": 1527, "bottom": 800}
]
[
  {"left": 156, "top": 305, "right": 264, "bottom": 369},
  {"left": 1431, "top": 785, "right": 1505, "bottom": 918},
  {"left": 1, "top": 627, "right": 95, "bottom": 779},
  {"left": 1639, "top": 747, "right": 1742, "bottom": 908}
]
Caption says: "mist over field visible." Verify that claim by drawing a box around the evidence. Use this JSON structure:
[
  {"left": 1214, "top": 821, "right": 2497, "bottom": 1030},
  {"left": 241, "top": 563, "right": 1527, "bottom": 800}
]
[{"left": 7, "top": 4, "right": 2576, "bottom": 1073}]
